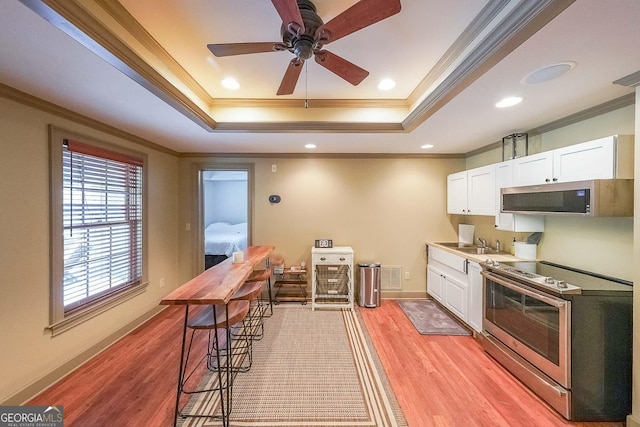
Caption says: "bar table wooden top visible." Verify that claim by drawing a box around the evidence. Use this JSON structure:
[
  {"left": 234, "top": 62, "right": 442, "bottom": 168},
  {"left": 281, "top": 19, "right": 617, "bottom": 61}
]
[
  {"left": 160, "top": 245, "right": 275, "bottom": 306},
  {"left": 160, "top": 245, "right": 274, "bottom": 426}
]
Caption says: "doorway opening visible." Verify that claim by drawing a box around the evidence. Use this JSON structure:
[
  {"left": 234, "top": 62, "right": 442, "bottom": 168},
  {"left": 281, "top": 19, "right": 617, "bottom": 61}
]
[{"left": 198, "top": 165, "right": 253, "bottom": 270}]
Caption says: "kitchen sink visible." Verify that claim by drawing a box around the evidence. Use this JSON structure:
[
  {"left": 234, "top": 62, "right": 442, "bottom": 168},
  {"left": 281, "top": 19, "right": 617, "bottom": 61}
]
[
  {"left": 435, "top": 242, "right": 476, "bottom": 248},
  {"left": 434, "top": 242, "right": 499, "bottom": 255},
  {"left": 456, "top": 246, "right": 499, "bottom": 255}
]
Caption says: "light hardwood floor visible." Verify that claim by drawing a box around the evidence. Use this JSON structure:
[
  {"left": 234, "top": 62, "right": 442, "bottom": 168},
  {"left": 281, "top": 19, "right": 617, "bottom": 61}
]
[{"left": 28, "top": 300, "right": 624, "bottom": 426}]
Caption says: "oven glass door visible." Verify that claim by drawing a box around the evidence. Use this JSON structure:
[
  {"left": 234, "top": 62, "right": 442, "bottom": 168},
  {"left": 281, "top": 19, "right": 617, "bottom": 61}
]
[{"left": 483, "top": 272, "right": 570, "bottom": 388}]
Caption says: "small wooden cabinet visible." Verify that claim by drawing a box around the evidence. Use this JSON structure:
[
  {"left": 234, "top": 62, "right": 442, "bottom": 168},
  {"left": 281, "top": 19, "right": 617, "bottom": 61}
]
[
  {"left": 311, "top": 247, "right": 354, "bottom": 311},
  {"left": 273, "top": 268, "right": 307, "bottom": 304}
]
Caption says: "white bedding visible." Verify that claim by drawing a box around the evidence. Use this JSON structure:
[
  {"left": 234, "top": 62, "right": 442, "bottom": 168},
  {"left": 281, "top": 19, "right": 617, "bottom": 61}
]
[{"left": 204, "top": 222, "right": 248, "bottom": 257}]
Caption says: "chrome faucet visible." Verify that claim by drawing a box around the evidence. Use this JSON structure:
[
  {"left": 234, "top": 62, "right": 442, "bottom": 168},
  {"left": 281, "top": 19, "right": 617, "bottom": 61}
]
[
  {"left": 477, "top": 237, "right": 487, "bottom": 248},
  {"left": 496, "top": 239, "right": 501, "bottom": 252}
]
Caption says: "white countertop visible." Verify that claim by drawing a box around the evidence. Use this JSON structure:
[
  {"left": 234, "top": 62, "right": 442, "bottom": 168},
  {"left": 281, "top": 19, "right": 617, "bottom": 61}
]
[{"left": 426, "top": 241, "right": 528, "bottom": 263}]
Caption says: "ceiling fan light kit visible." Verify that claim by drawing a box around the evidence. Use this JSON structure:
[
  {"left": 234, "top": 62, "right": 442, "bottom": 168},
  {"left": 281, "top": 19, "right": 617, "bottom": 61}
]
[{"left": 207, "top": 0, "right": 401, "bottom": 96}]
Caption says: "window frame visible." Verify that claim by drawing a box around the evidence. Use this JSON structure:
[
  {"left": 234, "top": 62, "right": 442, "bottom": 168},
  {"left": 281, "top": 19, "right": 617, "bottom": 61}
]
[{"left": 48, "top": 126, "right": 148, "bottom": 336}]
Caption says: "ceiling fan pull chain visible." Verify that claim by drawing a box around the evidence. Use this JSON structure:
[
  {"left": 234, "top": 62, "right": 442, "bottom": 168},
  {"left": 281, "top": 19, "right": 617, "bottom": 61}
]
[{"left": 305, "top": 61, "right": 308, "bottom": 109}]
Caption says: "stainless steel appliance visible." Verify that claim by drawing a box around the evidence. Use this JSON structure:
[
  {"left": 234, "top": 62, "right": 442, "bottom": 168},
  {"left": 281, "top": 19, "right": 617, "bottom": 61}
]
[
  {"left": 358, "top": 262, "right": 381, "bottom": 307},
  {"left": 501, "top": 179, "right": 633, "bottom": 216},
  {"left": 481, "top": 260, "right": 632, "bottom": 421}
]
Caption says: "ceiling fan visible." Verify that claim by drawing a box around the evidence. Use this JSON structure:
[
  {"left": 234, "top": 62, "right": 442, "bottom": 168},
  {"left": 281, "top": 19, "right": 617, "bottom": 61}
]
[{"left": 207, "top": 0, "right": 402, "bottom": 95}]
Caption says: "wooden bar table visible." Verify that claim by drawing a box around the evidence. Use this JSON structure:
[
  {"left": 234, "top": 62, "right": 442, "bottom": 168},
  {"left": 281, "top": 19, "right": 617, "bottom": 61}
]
[{"left": 161, "top": 245, "right": 274, "bottom": 427}]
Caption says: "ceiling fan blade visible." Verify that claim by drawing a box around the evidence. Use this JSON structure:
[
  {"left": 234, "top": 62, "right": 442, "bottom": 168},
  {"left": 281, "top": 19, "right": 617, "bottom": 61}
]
[
  {"left": 314, "top": 50, "right": 369, "bottom": 86},
  {"left": 271, "top": 0, "right": 305, "bottom": 34},
  {"left": 277, "top": 58, "right": 304, "bottom": 95},
  {"left": 207, "top": 42, "right": 280, "bottom": 57},
  {"left": 320, "top": 0, "right": 401, "bottom": 44}
]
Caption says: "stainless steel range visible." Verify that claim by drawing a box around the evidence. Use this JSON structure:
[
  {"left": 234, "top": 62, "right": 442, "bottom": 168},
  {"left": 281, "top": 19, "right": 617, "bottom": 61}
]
[{"left": 481, "top": 260, "right": 632, "bottom": 421}]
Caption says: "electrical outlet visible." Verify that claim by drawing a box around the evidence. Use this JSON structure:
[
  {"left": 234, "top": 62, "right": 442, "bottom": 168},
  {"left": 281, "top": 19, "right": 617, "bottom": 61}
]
[
  {"left": 159, "top": 278, "right": 165, "bottom": 288},
  {"left": 405, "top": 271, "right": 410, "bottom": 280},
  {"left": 272, "top": 164, "right": 277, "bottom": 172}
]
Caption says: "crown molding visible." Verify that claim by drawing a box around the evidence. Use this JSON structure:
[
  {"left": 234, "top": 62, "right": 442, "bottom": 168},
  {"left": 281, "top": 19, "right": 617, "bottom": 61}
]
[
  {"left": 528, "top": 92, "right": 635, "bottom": 135},
  {"left": 94, "top": 0, "right": 213, "bottom": 104},
  {"left": 19, "top": 0, "right": 217, "bottom": 131},
  {"left": 403, "top": 0, "right": 576, "bottom": 132},
  {"left": 180, "top": 152, "right": 464, "bottom": 159},
  {"left": 213, "top": 121, "right": 404, "bottom": 132},
  {"left": 0, "top": 83, "right": 179, "bottom": 157},
  {"left": 465, "top": 93, "right": 635, "bottom": 158},
  {"left": 406, "top": 0, "right": 511, "bottom": 107},
  {"left": 210, "top": 98, "right": 408, "bottom": 109}
]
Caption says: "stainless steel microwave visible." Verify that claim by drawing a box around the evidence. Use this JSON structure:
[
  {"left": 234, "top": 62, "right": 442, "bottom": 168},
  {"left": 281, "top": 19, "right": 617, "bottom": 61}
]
[{"left": 501, "top": 179, "right": 634, "bottom": 217}]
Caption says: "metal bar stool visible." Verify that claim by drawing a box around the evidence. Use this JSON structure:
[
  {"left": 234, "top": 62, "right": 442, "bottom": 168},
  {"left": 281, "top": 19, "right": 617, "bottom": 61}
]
[
  {"left": 246, "top": 268, "right": 273, "bottom": 318},
  {"left": 177, "top": 300, "right": 250, "bottom": 424},
  {"left": 228, "top": 279, "right": 266, "bottom": 372}
]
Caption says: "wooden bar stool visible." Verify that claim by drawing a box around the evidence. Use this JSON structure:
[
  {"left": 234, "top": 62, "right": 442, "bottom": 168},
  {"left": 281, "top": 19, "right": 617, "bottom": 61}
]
[{"left": 178, "top": 300, "right": 250, "bottom": 422}]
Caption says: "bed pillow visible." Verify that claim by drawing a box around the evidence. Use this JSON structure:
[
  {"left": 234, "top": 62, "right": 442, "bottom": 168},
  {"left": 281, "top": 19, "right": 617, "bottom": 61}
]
[{"left": 205, "top": 222, "right": 231, "bottom": 232}]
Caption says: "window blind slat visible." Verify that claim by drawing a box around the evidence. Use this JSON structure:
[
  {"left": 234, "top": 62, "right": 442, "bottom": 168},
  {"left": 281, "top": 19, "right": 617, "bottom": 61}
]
[{"left": 62, "top": 143, "right": 143, "bottom": 312}]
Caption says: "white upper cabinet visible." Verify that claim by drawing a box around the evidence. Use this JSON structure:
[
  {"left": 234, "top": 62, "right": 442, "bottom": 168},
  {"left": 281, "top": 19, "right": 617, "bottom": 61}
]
[
  {"left": 447, "top": 165, "right": 496, "bottom": 216},
  {"left": 447, "top": 171, "right": 468, "bottom": 215},
  {"left": 495, "top": 160, "right": 544, "bottom": 231},
  {"left": 467, "top": 165, "right": 496, "bottom": 216},
  {"left": 512, "top": 135, "right": 633, "bottom": 186},
  {"left": 512, "top": 151, "right": 554, "bottom": 186},
  {"left": 448, "top": 135, "right": 632, "bottom": 220}
]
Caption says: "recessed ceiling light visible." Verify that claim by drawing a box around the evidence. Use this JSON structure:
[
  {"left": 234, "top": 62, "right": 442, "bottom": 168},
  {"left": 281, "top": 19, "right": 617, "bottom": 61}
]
[
  {"left": 522, "top": 61, "right": 576, "bottom": 85},
  {"left": 378, "top": 78, "right": 396, "bottom": 91},
  {"left": 221, "top": 78, "right": 240, "bottom": 90},
  {"left": 496, "top": 96, "right": 523, "bottom": 108},
  {"left": 421, "top": 144, "right": 434, "bottom": 149},
  {"left": 305, "top": 143, "right": 316, "bottom": 149}
]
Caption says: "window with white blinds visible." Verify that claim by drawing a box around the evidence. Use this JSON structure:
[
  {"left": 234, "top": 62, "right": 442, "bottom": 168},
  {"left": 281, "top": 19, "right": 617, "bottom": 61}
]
[{"left": 62, "top": 139, "right": 143, "bottom": 314}]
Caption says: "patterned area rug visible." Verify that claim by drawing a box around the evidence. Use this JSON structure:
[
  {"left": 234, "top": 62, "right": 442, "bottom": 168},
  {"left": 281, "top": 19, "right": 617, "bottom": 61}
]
[
  {"left": 398, "top": 299, "right": 471, "bottom": 336},
  {"left": 179, "top": 305, "right": 407, "bottom": 427}
]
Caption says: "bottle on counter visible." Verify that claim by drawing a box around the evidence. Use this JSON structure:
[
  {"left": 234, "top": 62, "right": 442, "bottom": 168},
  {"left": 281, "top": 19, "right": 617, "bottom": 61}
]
[{"left": 510, "top": 238, "right": 516, "bottom": 255}]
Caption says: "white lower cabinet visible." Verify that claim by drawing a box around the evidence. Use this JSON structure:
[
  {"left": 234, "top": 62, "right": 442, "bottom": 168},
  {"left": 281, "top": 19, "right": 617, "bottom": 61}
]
[
  {"left": 427, "top": 246, "right": 483, "bottom": 333},
  {"left": 426, "top": 264, "right": 445, "bottom": 303},
  {"left": 467, "top": 261, "right": 483, "bottom": 333},
  {"left": 443, "top": 275, "right": 467, "bottom": 319}
]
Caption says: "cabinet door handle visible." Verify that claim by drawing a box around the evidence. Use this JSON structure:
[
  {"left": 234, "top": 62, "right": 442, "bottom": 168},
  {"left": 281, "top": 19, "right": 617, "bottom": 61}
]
[
  {"left": 552, "top": 178, "right": 558, "bottom": 182},
  {"left": 339, "top": 257, "right": 345, "bottom": 261},
  {"left": 463, "top": 259, "right": 469, "bottom": 274},
  {"left": 320, "top": 257, "right": 326, "bottom": 261},
  {"left": 545, "top": 178, "right": 551, "bottom": 182}
]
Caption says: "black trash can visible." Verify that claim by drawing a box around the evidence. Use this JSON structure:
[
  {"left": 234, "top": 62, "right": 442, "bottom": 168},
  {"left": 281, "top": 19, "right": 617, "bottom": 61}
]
[{"left": 358, "top": 262, "right": 381, "bottom": 307}]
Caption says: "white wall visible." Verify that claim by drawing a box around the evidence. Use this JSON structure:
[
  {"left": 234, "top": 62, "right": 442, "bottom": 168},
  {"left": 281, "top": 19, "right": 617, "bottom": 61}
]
[
  {"left": 0, "top": 98, "right": 181, "bottom": 403},
  {"left": 203, "top": 179, "right": 248, "bottom": 226}
]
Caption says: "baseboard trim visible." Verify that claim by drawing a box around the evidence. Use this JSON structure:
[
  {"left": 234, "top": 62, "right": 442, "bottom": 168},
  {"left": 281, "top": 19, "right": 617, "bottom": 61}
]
[
  {"left": 381, "top": 291, "right": 428, "bottom": 299},
  {"left": 2, "top": 305, "right": 166, "bottom": 406},
  {"left": 627, "top": 414, "right": 640, "bottom": 427}
]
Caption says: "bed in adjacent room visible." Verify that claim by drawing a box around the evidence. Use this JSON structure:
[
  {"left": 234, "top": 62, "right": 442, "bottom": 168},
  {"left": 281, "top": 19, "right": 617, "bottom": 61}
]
[{"left": 204, "top": 222, "right": 248, "bottom": 269}]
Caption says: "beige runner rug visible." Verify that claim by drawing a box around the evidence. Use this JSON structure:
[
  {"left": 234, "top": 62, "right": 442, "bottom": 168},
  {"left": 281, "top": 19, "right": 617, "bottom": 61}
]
[{"left": 179, "top": 305, "right": 407, "bottom": 427}]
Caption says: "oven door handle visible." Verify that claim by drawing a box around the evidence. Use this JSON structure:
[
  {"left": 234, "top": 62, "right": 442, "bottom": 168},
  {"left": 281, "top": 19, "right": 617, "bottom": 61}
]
[{"left": 482, "top": 271, "right": 568, "bottom": 308}]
